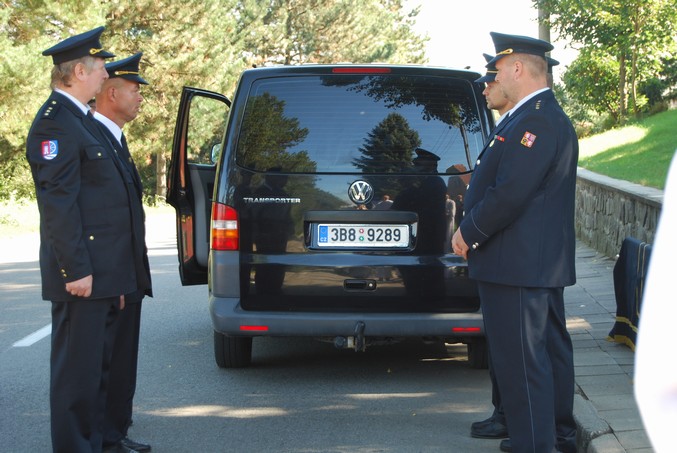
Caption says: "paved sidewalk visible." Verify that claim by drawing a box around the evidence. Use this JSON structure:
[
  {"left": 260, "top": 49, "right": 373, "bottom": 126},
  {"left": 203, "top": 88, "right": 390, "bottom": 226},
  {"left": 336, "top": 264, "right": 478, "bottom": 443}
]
[{"left": 567, "top": 242, "right": 652, "bottom": 453}]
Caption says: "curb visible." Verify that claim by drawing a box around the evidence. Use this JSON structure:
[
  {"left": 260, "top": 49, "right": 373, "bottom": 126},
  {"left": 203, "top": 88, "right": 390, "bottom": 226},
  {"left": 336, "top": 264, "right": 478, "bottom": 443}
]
[{"left": 573, "top": 390, "right": 624, "bottom": 453}]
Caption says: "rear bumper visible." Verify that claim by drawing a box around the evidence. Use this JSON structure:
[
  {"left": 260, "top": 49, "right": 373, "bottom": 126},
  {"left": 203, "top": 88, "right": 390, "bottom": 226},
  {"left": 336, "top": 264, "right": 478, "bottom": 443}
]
[{"left": 210, "top": 296, "right": 484, "bottom": 338}]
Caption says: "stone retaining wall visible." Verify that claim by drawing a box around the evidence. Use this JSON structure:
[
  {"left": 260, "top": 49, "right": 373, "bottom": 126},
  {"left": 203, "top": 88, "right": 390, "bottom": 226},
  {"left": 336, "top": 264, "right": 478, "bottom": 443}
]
[{"left": 575, "top": 168, "right": 663, "bottom": 258}]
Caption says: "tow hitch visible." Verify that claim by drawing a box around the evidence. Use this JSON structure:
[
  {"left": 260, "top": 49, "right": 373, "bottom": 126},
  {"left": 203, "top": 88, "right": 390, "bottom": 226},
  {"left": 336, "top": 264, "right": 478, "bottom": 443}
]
[{"left": 333, "top": 321, "right": 367, "bottom": 352}]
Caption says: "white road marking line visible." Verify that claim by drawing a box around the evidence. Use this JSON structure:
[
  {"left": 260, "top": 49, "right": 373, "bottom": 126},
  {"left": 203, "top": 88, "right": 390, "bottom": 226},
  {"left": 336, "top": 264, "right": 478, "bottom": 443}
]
[{"left": 13, "top": 324, "right": 51, "bottom": 347}]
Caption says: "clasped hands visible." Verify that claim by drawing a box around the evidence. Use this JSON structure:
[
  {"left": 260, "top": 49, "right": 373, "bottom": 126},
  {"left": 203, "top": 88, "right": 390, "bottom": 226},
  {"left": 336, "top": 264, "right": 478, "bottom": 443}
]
[
  {"left": 451, "top": 228, "right": 469, "bottom": 260},
  {"left": 65, "top": 274, "right": 125, "bottom": 309}
]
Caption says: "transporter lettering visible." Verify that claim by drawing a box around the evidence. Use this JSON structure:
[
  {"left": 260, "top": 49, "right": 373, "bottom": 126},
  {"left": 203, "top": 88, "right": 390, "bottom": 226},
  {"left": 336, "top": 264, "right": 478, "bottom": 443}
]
[{"left": 243, "top": 197, "right": 301, "bottom": 204}]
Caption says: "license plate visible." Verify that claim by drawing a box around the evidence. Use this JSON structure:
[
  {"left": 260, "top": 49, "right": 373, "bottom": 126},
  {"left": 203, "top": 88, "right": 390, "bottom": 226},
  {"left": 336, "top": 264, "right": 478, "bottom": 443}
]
[{"left": 317, "top": 224, "right": 409, "bottom": 248}]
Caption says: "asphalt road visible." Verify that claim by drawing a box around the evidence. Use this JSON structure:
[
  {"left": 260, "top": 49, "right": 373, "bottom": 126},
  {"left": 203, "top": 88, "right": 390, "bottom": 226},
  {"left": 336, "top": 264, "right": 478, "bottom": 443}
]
[{"left": 0, "top": 212, "right": 497, "bottom": 453}]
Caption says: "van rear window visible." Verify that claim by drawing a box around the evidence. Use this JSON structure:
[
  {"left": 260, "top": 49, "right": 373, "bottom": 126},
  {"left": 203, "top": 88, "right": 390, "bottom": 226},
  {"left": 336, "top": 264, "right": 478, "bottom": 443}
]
[{"left": 235, "top": 74, "right": 484, "bottom": 175}]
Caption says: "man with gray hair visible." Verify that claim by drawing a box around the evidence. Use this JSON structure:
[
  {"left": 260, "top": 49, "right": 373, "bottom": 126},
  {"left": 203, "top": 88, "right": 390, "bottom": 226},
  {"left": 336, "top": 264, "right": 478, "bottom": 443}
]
[{"left": 26, "top": 27, "right": 149, "bottom": 452}]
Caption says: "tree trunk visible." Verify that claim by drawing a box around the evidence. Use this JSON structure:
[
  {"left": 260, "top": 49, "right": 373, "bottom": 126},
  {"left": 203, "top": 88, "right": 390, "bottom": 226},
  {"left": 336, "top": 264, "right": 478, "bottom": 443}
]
[
  {"left": 630, "top": 10, "right": 641, "bottom": 117},
  {"left": 538, "top": 5, "right": 551, "bottom": 44},
  {"left": 156, "top": 151, "right": 167, "bottom": 201},
  {"left": 619, "top": 53, "right": 627, "bottom": 121},
  {"left": 631, "top": 48, "right": 639, "bottom": 116}
]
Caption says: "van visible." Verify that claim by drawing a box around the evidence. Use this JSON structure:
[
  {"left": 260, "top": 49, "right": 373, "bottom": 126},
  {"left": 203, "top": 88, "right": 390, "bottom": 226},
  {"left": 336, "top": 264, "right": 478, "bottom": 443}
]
[{"left": 166, "top": 65, "right": 493, "bottom": 368}]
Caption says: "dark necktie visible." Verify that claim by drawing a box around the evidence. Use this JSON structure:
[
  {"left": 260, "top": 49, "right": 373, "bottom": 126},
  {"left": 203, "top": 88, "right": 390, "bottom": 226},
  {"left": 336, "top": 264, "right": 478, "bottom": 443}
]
[{"left": 120, "top": 133, "right": 129, "bottom": 158}]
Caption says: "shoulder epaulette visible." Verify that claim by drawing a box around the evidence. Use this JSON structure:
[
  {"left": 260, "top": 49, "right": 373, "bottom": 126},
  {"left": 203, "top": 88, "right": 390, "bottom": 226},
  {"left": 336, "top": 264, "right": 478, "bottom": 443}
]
[{"left": 39, "top": 99, "right": 62, "bottom": 119}]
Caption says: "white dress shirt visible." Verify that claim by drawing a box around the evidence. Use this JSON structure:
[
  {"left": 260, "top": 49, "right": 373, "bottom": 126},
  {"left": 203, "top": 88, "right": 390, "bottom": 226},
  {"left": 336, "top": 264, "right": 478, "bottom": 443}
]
[{"left": 93, "top": 111, "right": 123, "bottom": 146}]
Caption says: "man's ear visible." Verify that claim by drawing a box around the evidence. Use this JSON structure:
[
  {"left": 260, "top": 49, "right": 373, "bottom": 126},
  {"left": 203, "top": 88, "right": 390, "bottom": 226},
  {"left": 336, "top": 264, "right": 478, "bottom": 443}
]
[
  {"left": 73, "top": 62, "right": 87, "bottom": 81},
  {"left": 513, "top": 60, "right": 524, "bottom": 80}
]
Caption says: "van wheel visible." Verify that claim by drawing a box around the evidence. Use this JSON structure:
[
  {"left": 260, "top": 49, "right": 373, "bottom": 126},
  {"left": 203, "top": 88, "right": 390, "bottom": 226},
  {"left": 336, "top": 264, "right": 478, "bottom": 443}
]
[
  {"left": 467, "top": 338, "right": 489, "bottom": 369},
  {"left": 214, "top": 331, "right": 253, "bottom": 368}
]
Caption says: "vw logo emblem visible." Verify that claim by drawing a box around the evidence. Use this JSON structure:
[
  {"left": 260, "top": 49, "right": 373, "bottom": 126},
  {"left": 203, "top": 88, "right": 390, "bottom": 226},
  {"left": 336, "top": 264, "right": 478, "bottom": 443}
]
[{"left": 348, "top": 180, "right": 374, "bottom": 205}]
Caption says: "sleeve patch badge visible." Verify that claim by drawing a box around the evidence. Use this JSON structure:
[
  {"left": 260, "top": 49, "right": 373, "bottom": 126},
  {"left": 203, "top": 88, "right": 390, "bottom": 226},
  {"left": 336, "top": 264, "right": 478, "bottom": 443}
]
[
  {"left": 520, "top": 132, "right": 537, "bottom": 148},
  {"left": 41, "top": 140, "right": 59, "bottom": 160}
]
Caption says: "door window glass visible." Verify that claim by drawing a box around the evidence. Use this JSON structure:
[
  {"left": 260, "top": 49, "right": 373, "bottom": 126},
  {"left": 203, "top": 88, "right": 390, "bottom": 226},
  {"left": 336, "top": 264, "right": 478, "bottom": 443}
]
[{"left": 187, "top": 96, "right": 228, "bottom": 165}]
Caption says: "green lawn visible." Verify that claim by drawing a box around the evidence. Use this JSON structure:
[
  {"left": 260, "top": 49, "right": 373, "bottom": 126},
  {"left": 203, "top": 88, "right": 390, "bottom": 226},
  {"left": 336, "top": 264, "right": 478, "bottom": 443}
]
[{"left": 578, "top": 108, "right": 677, "bottom": 190}]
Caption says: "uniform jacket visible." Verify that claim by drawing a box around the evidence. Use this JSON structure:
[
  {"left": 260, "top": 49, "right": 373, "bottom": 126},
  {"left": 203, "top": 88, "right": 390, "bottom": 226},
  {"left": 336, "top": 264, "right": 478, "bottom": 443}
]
[
  {"left": 459, "top": 89, "right": 578, "bottom": 288},
  {"left": 26, "top": 91, "right": 151, "bottom": 301},
  {"left": 97, "top": 123, "right": 153, "bottom": 301}
]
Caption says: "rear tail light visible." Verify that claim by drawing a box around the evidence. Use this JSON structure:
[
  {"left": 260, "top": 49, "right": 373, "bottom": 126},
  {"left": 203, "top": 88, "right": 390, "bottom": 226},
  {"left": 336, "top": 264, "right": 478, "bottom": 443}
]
[
  {"left": 452, "top": 327, "right": 482, "bottom": 333},
  {"left": 240, "top": 325, "right": 269, "bottom": 332},
  {"left": 211, "top": 202, "right": 239, "bottom": 251}
]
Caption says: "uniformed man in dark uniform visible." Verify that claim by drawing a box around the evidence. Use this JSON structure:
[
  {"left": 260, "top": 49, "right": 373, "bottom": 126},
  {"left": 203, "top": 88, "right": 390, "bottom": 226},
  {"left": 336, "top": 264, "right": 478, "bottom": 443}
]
[
  {"left": 470, "top": 53, "right": 561, "bottom": 447},
  {"left": 94, "top": 53, "right": 153, "bottom": 453},
  {"left": 452, "top": 32, "right": 578, "bottom": 453},
  {"left": 25, "top": 27, "right": 150, "bottom": 452},
  {"left": 468, "top": 53, "right": 513, "bottom": 442}
]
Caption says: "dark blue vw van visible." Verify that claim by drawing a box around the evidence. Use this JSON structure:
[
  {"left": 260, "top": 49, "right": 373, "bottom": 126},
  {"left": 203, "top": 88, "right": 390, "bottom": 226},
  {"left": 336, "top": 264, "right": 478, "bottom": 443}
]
[{"left": 167, "top": 65, "right": 493, "bottom": 368}]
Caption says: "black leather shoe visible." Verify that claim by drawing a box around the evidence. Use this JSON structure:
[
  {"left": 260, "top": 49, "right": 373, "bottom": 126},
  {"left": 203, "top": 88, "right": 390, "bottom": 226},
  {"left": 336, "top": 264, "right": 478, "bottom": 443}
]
[
  {"left": 470, "top": 415, "right": 495, "bottom": 431},
  {"left": 471, "top": 419, "right": 509, "bottom": 439},
  {"left": 120, "top": 437, "right": 151, "bottom": 452},
  {"left": 499, "top": 438, "right": 512, "bottom": 452}
]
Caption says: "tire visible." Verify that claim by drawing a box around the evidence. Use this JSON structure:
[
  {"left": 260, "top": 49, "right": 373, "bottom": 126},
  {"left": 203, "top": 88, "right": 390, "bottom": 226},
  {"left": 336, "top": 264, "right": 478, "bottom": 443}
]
[
  {"left": 214, "top": 331, "right": 253, "bottom": 368},
  {"left": 467, "top": 337, "right": 489, "bottom": 369}
]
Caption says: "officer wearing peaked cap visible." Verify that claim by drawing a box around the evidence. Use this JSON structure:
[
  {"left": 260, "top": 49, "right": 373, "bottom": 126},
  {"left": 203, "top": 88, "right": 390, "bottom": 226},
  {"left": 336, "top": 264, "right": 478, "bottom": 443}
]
[
  {"left": 26, "top": 27, "right": 149, "bottom": 452},
  {"left": 392, "top": 145, "right": 447, "bottom": 297},
  {"left": 486, "top": 31, "right": 554, "bottom": 66},
  {"left": 42, "top": 26, "right": 115, "bottom": 64},
  {"left": 475, "top": 53, "right": 499, "bottom": 84},
  {"left": 413, "top": 147, "right": 440, "bottom": 161},
  {"left": 477, "top": 53, "right": 559, "bottom": 86},
  {"left": 105, "top": 52, "right": 149, "bottom": 85},
  {"left": 469, "top": 50, "right": 559, "bottom": 444},
  {"left": 95, "top": 53, "right": 153, "bottom": 453},
  {"left": 453, "top": 32, "right": 579, "bottom": 453},
  {"left": 468, "top": 51, "right": 516, "bottom": 444},
  {"left": 546, "top": 56, "right": 560, "bottom": 88},
  {"left": 469, "top": 54, "right": 563, "bottom": 446}
]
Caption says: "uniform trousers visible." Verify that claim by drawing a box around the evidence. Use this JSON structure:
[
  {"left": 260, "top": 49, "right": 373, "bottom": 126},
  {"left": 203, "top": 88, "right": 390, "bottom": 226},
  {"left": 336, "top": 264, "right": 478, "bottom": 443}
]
[
  {"left": 487, "top": 345, "right": 507, "bottom": 425},
  {"left": 50, "top": 297, "right": 120, "bottom": 453},
  {"left": 478, "top": 282, "right": 576, "bottom": 453},
  {"left": 103, "top": 297, "right": 143, "bottom": 446}
]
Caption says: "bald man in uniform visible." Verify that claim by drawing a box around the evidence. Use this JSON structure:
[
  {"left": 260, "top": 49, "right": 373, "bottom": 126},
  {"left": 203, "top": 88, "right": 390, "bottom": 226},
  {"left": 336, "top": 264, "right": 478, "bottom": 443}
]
[
  {"left": 95, "top": 52, "right": 153, "bottom": 453},
  {"left": 453, "top": 32, "right": 578, "bottom": 453}
]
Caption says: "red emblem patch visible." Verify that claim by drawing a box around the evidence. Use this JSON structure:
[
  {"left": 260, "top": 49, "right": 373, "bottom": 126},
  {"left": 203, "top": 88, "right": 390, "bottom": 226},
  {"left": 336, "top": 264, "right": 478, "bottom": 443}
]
[{"left": 520, "top": 132, "right": 537, "bottom": 148}]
